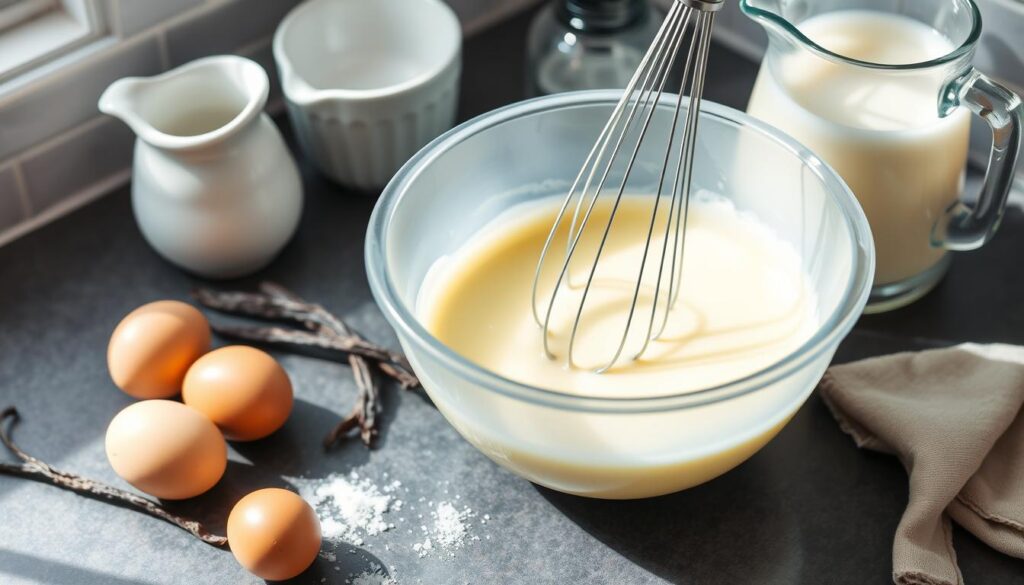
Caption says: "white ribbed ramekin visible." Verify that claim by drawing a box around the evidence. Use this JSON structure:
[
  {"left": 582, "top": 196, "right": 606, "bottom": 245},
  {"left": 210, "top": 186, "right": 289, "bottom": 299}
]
[{"left": 274, "top": 0, "right": 462, "bottom": 191}]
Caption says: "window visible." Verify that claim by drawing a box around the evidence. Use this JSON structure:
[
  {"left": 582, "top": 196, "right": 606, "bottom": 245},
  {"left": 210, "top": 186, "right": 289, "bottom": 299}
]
[
  {"left": 0, "top": 1, "right": 59, "bottom": 30},
  {"left": 0, "top": 0, "right": 104, "bottom": 84}
]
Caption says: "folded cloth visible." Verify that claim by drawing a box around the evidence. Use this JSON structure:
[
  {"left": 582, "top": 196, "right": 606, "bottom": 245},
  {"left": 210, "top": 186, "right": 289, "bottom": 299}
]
[{"left": 819, "top": 343, "right": 1024, "bottom": 585}]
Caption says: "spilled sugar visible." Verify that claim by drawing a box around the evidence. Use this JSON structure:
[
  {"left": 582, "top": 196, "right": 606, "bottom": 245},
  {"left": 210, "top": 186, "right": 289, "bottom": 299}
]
[
  {"left": 351, "top": 571, "right": 398, "bottom": 585},
  {"left": 292, "top": 471, "right": 403, "bottom": 546},
  {"left": 348, "top": 562, "right": 399, "bottom": 585},
  {"left": 293, "top": 471, "right": 489, "bottom": 580},
  {"left": 434, "top": 502, "right": 468, "bottom": 548},
  {"left": 414, "top": 501, "right": 476, "bottom": 557}
]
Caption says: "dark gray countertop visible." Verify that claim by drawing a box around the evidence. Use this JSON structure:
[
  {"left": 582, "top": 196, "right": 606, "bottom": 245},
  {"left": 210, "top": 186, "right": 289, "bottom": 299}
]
[{"left": 3, "top": 7, "right": 1024, "bottom": 585}]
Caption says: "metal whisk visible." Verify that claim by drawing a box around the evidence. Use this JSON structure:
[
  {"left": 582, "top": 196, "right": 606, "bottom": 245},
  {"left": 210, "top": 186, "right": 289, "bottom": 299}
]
[{"left": 531, "top": 0, "right": 722, "bottom": 373}]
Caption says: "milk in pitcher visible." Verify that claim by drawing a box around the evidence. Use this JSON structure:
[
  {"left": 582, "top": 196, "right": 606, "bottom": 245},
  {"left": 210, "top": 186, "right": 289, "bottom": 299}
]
[{"left": 747, "top": 11, "right": 971, "bottom": 286}]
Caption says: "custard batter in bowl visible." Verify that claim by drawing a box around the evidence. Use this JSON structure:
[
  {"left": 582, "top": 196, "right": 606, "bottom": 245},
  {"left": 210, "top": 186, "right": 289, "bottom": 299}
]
[
  {"left": 366, "top": 91, "right": 874, "bottom": 499},
  {"left": 420, "top": 194, "right": 817, "bottom": 395}
]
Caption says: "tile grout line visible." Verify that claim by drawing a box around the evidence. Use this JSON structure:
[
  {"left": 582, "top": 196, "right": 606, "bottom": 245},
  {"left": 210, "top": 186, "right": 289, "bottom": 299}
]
[
  {"left": 140, "top": 0, "right": 224, "bottom": 42},
  {"left": 0, "top": 33, "right": 139, "bottom": 103},
  {"left": 4, "top": 94, "right": 280, "bottom": 247},
  {"left": 0, "top": 0, "right": 220, "bottom": 101},
  {"left": 142, "top": 0, "right": 290, "bottom": 69},
  {"left": 108, "top": 0, "right": 125, "bottom": 40},
  {"left": 0, "top": 168, "right": 131, "bottom": 249},
  {"left": 0, "top": 1, "right": 546, "bottom": 248},
  {"left": 10, "top": 162, "right": 33, "bottom": 218},
  {"left": 0, "top": 4, "right": 283, "bottom": 247},
  {"left": 13, "top": 114, "right": 110, "bottom": 166},
  {"left": 156, "top": 30, "right": 171, "bottom": 71}
]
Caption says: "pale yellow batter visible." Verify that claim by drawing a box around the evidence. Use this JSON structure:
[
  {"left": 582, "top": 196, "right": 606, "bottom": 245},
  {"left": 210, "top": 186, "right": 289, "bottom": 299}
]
[
  {"left": 414, "top": 194, "right": 822, "bottom": 498},
  {"left": 421, "top": 194, "right": 816, "bottom": 397}
]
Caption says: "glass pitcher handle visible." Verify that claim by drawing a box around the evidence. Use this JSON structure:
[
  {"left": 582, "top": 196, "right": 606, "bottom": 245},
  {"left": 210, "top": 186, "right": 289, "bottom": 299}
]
[{"left": 933, "top": 68, "right": 1023, "bottom": 251}]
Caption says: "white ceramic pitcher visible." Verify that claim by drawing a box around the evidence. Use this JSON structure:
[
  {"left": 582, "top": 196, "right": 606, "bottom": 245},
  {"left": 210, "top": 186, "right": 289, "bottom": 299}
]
[{"left": 99, "top": 55, "right": 303, "bottom": 279}]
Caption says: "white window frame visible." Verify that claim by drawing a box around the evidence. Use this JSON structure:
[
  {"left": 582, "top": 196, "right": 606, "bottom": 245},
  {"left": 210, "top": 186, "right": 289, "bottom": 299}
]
[
  {"left": 0, "top": 0, "right": 105, "bottom": 84},
  {"left": 0, "top": 0, "right": 59, "bottom": 30}
]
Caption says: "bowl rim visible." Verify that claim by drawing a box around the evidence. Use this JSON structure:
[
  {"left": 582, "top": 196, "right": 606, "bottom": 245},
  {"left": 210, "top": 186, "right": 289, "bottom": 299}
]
[
  {"left": 272, "top": 0, "right": 461, "bottom": 103},
  {"left": 366, "top": 90, "right": 875, "bottom": 414}
]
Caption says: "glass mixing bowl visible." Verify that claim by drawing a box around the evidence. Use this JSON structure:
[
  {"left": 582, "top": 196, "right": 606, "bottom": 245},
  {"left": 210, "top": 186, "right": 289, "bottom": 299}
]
[{"left": 366, "top": 90, "right": 874, "bottom": 499}]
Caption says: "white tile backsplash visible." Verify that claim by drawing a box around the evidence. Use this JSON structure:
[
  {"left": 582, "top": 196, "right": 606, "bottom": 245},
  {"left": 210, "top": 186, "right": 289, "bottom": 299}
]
[
  {"left": 109, "top": 0, "right": 205, "bottom": 38},
  {"left": 20, "top": 116, "right": 134, "bottom": 213},
  {"left": 2, "top": 0, "right": 1019, "bottom": 250},
  {"left": 0, "top": 0, "right": 540, "bottom": 247},
  {"left": 164, "top": 0, "right": 300, "bottom": 67},
  {"left": 0, "top": 35, "right": 161, "bottom": 160}
]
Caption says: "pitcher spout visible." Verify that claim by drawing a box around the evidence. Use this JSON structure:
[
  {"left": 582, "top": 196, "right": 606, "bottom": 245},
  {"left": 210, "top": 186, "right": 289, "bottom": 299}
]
[
  {"left": 98, "top": 55, "right": 270, "bottom": 152},
  {"left": 739, "top": 0, "right": 794, "bottom": 39},
  {"left": 97, "top": 77, "right": 140, "bottom": 122},
  {"left": 739, "top": 0, "right": 782, "bottom": 21}
]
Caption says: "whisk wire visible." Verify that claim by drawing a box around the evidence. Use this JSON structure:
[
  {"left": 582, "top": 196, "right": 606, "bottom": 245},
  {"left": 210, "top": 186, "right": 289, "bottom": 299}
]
[
  {"left": 632, "top": 9, "right": 707, "bottom": 360},
  {"left": 529, "top": 0, "right": 687, "bottom": 330},
  {"left": 656, "top": 9, "right": 716, "bottom": 339},
  {"left": 566, "top": 8, "right": 697, "bottom": 372},
  {"left": 535, "top": 2, "right": 690, "bottom": 361},
  {"left": 555, "top": 5, "right": 690, "bottom": 367},
  {"left": 563, "top": 2, "right": 691, "bottom": 257},
  {"left": 532, "top": 0, "right": 721, "bottom": 372}
]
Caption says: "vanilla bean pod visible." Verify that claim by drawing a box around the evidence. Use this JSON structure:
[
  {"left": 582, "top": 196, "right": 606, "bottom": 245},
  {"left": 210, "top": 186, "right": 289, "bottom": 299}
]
[
  {"left": 255, "top": 284, "right": 379, "bottom": 448},
  {"left": 0, "top": 407, "right": 227, "bottom": 546},
  {"left": 193, "top": 283, "right": 418, "bottom": 447},
  {"left": 192, "top": 287, "right": 416, "bottom": 385},
  {"left": 322, "top": 352, "right": 378, "bottom": 448},
  {"left": 209, "top": 324, "right": 418, "bottom": 389}
]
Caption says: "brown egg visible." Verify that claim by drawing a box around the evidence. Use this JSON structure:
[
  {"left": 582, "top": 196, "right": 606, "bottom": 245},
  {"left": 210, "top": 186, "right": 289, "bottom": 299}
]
[
  {"left": 105, "top": 400, "right": 226, "bottom": 499},
  {"left": 227, "top": 488, "right": 321, "bottom": 580},
  {"left": 182, "top": 346, "right": 293, "bottom": 441},
  {"left": 107, "top": 300, "right": 211, "bottom": 399}
]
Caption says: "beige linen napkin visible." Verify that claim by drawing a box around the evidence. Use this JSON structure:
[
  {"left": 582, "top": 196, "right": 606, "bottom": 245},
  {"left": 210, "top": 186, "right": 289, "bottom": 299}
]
[{"left": 819, "top": 343, "right": 1024, "bottom": 585}]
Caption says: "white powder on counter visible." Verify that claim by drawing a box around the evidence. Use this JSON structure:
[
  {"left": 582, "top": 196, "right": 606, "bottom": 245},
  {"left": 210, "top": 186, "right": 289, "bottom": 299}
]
[
  {"left": 349, "top": 565, "right": 399, "bottom": 585},
  {"left": 292, "top": 471, "right": 402, "bottom": 545},
  {"left": 433, "top": 502, "right": 470, "bottom": 548},
  {"left": 293, "top": 470, "right": 487, "bottom": 572},
  {"left": 414, "top": 501, "right": 476, "bottom": 558}
]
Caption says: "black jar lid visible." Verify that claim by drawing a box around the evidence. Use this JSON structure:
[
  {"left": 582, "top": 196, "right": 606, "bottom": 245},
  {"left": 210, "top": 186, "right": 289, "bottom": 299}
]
[{"left": 556, "top": 0, "right": 649, "bottom": 34}]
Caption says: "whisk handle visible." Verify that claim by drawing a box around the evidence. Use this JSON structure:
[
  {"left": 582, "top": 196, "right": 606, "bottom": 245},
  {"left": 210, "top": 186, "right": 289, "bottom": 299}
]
[{"left": 677, "top": 0, "right": 724, "bottom": 12}]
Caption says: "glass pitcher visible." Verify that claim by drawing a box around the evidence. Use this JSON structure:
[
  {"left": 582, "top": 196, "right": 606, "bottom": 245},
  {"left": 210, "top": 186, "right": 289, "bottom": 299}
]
[{"left": 741, "top": 0, "right": 1023, "bottom": 312}]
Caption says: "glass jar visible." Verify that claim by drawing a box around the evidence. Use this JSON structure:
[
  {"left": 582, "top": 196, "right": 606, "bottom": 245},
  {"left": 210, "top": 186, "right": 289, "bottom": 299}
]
[{"left": 526, "top": 0, "right": 662, "bottom": 96}]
